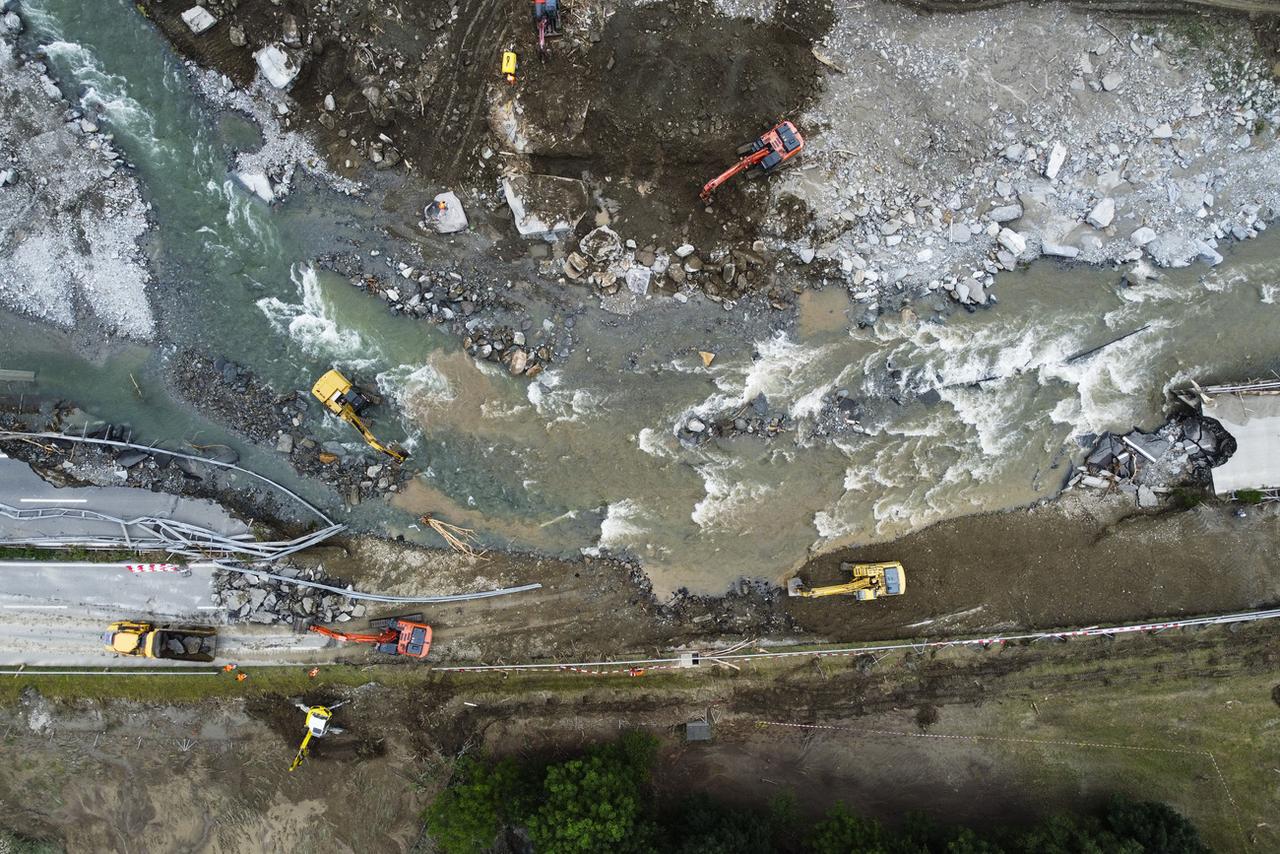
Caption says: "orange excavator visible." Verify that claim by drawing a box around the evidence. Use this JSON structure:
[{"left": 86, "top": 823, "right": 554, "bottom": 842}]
[
  {"left": 309, "top": 615, "right": 433, "bottom": 659},
  {"left": 700, "top": 121, "right": 805, "bottom": 203}
]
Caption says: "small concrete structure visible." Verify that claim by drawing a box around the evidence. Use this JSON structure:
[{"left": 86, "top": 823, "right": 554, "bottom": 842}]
[
  {"left": 427, "top": 191, "right": 468, "bottom": 234},
  {"left": 1199, "top": 383, "right": 1280, "bottom": 495},
  {"left": 501, "top": 174, "right": 588, "bottom": 241},
  {"left": 254, "top": 44, "right": 301, "bottom": 90},
  {"left": 180, "top": 6, "right": 218, "bottom": 35},
  {"left": 684, "top": 720, "right": 711, "bottom": 742}
]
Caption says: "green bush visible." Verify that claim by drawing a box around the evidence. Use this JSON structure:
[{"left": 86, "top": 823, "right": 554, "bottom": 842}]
[
  {"left": 1100, "top": 797, "right": 1208, "bottom": 854},
  {"left": 423, "top": 756, "right": 518, "bottom": 854},
  {"left": 525, "top": 732, "right": 659, "bottom": 854}
]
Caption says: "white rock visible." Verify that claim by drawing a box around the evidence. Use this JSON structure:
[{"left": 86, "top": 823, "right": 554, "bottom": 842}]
[
  {"left": 988, "top": 204, "right": 1023, "bottom": 223},
  {"left": 625, "top": 266, "right": 652, "bottom": 296},
  {"left": 427, "top": 191, "right": 468, "bottom": 234},
  {"left": 254, "top": 44, "right": 301, "bottom": 90},
  {"left": 235, "top": 171, "right": 275, "bottom": 202},
  {"left": 1043, "top": 142, "right": 1068, "bottom": 180},
  {"left": 1129, "top": 226, "right": 1157, "bottom": 246},
  {"left": 1001, "top": 143, "right": 1025, "bottom": 161},
  {"left": 1101, "top": 72, "right": 1122, "bottom": 91},
  {"left": 324, "top": 93, "right": 336, "bottom": 111},
  {"left": 795, "top": 246, "right": 816, "bottom": 264},
  {"left": 1086, "top": 198, "right": 1115, "bottom": 229},
  {"left": 1041, "top": 241, "right": 1080, "bottom": 259},
  {"left": 674, "top": 244, "right": 695, "bottom": 258},
  {"left": 1196, "top": 241, "right": 1223, "bottom": 266},
  {"left": 997, "top": 228, "right": 1027, "bottom": 255},
  {"left": 180, "top": 6, "right": 217, "bottom": 35},
  {"left": 1, "top": 10, "right": 21, "bottom": 33},
  {"left": 1151, "top": 123, "right": 1174, "bottom": 140}
]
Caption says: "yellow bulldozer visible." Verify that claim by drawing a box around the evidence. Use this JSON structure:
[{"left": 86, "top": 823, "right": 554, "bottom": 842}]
[
  {"left": 311, "top": 369, "right": 407, "bottom": 462},
  {"left": 787, "top": 561, "right": 906, "bottom": 601}
]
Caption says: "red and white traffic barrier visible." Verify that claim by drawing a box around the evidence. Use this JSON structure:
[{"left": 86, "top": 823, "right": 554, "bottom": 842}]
[{"left": 125, "top": 563, "right": 186, "bottom": 574}]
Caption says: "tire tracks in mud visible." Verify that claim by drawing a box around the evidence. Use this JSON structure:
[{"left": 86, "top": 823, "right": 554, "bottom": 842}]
[{"left": 424, "top": 0, "right": 513, "bottom": 180}]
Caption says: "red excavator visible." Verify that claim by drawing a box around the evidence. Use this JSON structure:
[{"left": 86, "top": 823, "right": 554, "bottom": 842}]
[
  {"left": 309, "top": 615, "right": 433, "bottom": 659},
  {"left": 700, "top": 120, "right": 805, "bottom": 203}
]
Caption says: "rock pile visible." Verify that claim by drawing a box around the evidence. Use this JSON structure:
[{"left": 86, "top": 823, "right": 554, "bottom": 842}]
[
  {"left": 788, "top": 5, "right": 1280, "bottom": 312},
  {"left": 563, "top": 226, "right": 776, "bottom": 308},
  {"left": 679, "top": 393, "right": 793, "bottom": 444},
  {"left": 212, "top": 566, "right": 367, "bottom": 625}
]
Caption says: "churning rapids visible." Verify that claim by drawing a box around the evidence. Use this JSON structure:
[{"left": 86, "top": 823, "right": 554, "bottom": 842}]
[{"left": 5, "top": 0, "right": 1280, "bottom": 594}]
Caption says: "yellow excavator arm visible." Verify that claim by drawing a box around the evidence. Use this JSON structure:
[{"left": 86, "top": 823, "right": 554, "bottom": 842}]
[{"left": 788, "top": 562, "right": 906, "bottom": 601}]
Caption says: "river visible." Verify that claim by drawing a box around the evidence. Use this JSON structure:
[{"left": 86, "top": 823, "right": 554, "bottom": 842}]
[{"left": 5, "top": 0, "right": 1280, "bottom": 594}]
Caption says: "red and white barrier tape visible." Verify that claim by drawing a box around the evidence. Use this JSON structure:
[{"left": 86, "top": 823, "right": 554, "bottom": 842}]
[{"left": 125, "top": 563, "right": 185, "bottom": 574}]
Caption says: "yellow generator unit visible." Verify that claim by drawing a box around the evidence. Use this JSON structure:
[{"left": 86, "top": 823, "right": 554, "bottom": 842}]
[
  {"left": 311, "top": 369, "right": 407, "bottom": 462},
  {"left": 787, "top": 561, "right": 906, "bottom": 601}
]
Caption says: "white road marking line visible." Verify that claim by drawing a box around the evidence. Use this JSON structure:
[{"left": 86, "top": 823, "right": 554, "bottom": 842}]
[{"left": 19, "top": 497, "right": 88, "bottom": 504}]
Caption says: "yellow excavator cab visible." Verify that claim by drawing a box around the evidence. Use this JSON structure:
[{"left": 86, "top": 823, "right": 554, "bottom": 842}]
[
  {"left": 310, "top": 369, "right": 407, "bottom": 463},
  {"left": 787, "top": 561, "right": 906, "bottom": 600},
  {"left": 311, "top": 369, "right": 355, "bottom": 414}
]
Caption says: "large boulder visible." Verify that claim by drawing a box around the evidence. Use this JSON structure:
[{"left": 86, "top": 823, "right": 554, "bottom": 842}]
[{"left": 427, "top": 191, "right": 469, "bottom": 234}]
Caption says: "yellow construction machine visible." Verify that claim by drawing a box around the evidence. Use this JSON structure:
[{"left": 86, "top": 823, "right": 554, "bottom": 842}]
[
  {"left": 311, "top": 369, "right": 407, "bottom": 462},
  {"left": 288, "top": 700, "right": 348, "bottom": 772},
  {"left": 103, "top": 621, "right": 218, "bottom": 661},
  {"left": 787, "top": 561, "right": 906, "bottom": 601}
]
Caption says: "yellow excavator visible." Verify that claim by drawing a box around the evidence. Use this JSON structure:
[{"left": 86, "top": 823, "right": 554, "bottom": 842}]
[
  {"left": 288, "top": 700, "right": 348, "bottom": 772},
  {"left": 787, "top": 561, "right": 906, "bottom": 601},
  {"left": 311, "top": 369, "right": 407, "bottom": 462}
]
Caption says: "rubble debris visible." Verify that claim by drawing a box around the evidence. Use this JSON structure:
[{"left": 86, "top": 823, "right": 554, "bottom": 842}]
[
  {"left": 212, "top": 567, "right": 367, "bottom": 625},
  {"left": 1069, "top": 414, "right": 1235, "bottom": 502}
]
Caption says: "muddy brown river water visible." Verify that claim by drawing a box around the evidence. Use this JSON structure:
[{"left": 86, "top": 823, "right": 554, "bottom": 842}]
[{"left": 6, "top": 0, "right": 1280, "bottom": 595}]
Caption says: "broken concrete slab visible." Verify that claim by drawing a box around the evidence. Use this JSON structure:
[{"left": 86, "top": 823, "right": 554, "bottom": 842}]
[
  {"left": 502, "top": 174, "right": 588, "bottom": 241},
  {"left": 180, "top": 6, "right": 218, "bottom": 35},
  {"left": 253, "top": 44, "right": 301, "bottom": 90},
  {"left": 427, "top": 191, "right": 468, "bottom": 234}
]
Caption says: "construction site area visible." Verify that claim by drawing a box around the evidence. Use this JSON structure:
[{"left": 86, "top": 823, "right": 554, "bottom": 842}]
[{"left": 1, "top": 0, "right": 1280, "bottom": 850}]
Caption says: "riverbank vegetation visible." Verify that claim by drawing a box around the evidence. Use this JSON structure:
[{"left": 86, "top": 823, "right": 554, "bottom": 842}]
[{"left": 423, "top": 732, "right": 1209, "bottom": 854}]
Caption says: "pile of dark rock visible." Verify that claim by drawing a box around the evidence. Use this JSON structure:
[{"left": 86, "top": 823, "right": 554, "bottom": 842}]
[
  {"left": 679, "top": 394, "right": 792, "bottom": 444},
  {"left": 664, "top": 577, "right": 797, "bottom": 637},
  {"left": 1069, "top": 414, "right": 1236, "bottom": 505},
  {"left": 212, "top": 565, "right": 367, "bottom": 625},
  {"left": 171, "top": 350, "right": 302, "bottom": 444},
  {"left": 462, "top": 325, "right": 550, "bottom": 378}
]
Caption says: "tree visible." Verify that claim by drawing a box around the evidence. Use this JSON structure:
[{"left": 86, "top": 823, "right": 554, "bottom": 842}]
[
  {"left": 1011, "top": 814, "right": 1142, "bottom": 854},
  {"left": 424, "top": 756, "right": 518, "bottom": 854},
  {"left": 1101, "top": 797, "right": 1209, "bottom": 854},
  {"left": 525, "top": 732, "right": 659, "bottom": 854},
  {"left": 806, "top": 803, "right": 893, "bottom": 854}
]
